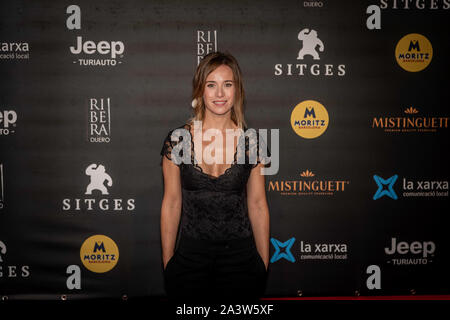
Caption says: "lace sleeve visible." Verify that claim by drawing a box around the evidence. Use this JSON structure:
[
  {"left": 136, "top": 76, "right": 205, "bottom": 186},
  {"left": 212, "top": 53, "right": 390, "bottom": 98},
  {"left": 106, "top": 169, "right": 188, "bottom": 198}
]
[
  {"left": 160, "top": 129, "right": 180, "bottom": 166},
  {"left": 243, "top": 129, "right": 271, "bottom": 169},
  {"left": 253, "top": 132, "right": 271, "bottom": 169},
  {"left": 160, "top": 127, "right": 191, "bottom": 166}
]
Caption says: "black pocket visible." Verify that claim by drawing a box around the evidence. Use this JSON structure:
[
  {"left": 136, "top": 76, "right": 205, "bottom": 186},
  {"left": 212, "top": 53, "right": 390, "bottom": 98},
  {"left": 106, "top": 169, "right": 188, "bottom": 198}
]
[
  {"left": 163, "top": 252, "right": 177, "bottom": 274},
  {"left": 255, "top": 251, "right": 267, "bottom": 273}
]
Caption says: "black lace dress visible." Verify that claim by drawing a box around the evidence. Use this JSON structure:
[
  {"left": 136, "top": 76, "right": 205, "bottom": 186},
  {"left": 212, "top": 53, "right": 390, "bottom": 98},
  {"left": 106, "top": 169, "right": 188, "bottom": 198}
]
[{"left": 160, "top": 123, "right": 270, "bottom": 241}]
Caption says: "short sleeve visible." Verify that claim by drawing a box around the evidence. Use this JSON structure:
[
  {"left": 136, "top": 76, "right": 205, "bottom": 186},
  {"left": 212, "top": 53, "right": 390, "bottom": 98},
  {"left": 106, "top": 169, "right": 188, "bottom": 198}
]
[
  {"left": 253, "top": 132, "right": 271, "bottom": 169},
  {"left": 242, "top": 128, "right": 271, "bottom": 169},
  {"left": 160, "top": 129, "right": 180, "bottom": 166}
]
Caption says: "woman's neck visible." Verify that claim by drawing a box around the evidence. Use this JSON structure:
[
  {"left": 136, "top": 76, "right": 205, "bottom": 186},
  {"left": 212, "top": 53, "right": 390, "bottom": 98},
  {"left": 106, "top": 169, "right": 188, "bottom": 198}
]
[{"left": 201, "top": 111, "right": 237, "bottom": 131}]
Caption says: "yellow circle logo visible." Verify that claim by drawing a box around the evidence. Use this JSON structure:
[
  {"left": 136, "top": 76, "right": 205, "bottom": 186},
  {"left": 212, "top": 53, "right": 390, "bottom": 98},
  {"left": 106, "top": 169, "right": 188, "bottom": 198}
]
[
  {"left": 290, "top": 100, "right": 329, "bottom": 139},
  {"left": 80, "top": 235, "right": 119, "bottom": 273},
  {"left": 395, "top": 33, "right": 432, "bottom": 72}
]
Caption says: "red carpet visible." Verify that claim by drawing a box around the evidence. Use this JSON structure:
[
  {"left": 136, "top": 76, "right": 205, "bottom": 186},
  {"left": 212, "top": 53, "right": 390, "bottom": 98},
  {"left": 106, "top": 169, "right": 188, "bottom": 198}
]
[{"left": 262, "top": 295, "right": 450, "bottom": 301}]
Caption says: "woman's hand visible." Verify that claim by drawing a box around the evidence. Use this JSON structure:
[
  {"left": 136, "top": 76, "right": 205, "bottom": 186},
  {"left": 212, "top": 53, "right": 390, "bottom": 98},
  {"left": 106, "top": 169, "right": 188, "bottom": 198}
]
[{"left": 163, "top": 254, "right": 173, "bottom": 270}]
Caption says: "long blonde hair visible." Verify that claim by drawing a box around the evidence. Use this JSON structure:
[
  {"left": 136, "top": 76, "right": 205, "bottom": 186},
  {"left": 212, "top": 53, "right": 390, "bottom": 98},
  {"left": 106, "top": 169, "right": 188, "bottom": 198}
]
[{"left": 189, "top": 51, "right": 247, "bottom": 129}]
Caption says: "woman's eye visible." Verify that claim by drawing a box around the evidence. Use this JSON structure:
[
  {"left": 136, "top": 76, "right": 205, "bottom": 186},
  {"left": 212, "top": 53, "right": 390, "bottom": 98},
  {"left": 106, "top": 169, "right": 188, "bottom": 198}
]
[
  {"left": 225, "top": 83, "right": 233, "bottom": 87},
  {"left": 207, "top": 84, "right": 215, "bottom": 88}
]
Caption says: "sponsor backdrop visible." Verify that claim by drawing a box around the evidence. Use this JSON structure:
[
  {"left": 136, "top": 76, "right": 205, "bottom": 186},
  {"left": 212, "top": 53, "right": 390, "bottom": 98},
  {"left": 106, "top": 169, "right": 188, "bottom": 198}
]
[{"left": 0, "top": 0, "right": 449, "bottom": 300}]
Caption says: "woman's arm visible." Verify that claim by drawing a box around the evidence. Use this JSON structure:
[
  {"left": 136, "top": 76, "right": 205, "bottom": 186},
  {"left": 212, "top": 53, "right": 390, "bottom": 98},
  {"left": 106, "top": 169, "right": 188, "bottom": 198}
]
[
  {"left": 160, "top": 156, "right": 182, "bottom": 269},
  {"left": 247, "top": 163, "right": 270, "bottom": 270}
]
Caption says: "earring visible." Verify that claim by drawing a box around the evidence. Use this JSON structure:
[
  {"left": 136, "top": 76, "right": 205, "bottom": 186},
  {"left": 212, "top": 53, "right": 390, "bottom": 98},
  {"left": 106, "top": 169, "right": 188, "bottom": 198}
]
[{"left": 191, "top": 98, "right": 197, "bottom": 108}]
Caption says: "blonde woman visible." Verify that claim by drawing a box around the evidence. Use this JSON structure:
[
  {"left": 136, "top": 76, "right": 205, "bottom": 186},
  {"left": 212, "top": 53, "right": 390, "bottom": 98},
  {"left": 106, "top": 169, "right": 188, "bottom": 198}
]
[{"left": 160, "top": 51, "right": 270, "bottom": 302}]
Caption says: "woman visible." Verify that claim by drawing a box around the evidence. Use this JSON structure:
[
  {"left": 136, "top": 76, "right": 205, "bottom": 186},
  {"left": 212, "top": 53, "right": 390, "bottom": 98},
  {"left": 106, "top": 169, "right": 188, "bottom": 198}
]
[{"left": 160, "top": 51, "right": 270, "bottom": 302}]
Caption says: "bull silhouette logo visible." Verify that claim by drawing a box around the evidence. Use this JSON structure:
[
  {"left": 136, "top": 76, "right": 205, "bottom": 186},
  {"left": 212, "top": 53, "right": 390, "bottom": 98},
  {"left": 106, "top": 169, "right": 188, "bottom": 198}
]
[
  {"left": 0, "top": 240, "right": 6, "bottom": 263},
  {"left": 85, "top": 163, "right": 113, "bottom": 195},
  {"left": 297, "top": 28, "right": 324, "bottom": 60}
]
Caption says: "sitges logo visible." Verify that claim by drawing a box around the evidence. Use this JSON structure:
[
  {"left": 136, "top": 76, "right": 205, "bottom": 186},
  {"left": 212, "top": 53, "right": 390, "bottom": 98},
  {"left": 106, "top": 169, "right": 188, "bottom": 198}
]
[
  {"left": 0, "top": 241, "right": 5, "bottom": 262},
  {"left": 66, "top": 5, "right": 125, "bottom": 66},
  {"left": 62, "top": 163, "right": 136, "bottom": 212},
  {"left": 367, "top": 2, "right": 450, "bottom": 30},
  {"left": 0, "top": 241, "right": 31, "bottom": 278},
  {"left": 378, "top": 0, "right": 450, "bottom": 9},
  {"left": 0, "top": 110, "right": 18, "bottom": 135},
  {"left": 88, "top": 98, "right": 111, "bottom": 143},
  {"left": 385, "top": 237, "right": 435, "bottom": 266},
  {"left": 274, "top": 28, "right": 346, "bottom": 77}
]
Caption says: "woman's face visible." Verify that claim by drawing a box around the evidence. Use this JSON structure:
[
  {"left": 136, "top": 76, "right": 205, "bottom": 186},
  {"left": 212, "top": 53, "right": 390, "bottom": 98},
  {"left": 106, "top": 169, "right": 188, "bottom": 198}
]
[{"left": 202, "top": 64, "right": 235, "bottom": 118}]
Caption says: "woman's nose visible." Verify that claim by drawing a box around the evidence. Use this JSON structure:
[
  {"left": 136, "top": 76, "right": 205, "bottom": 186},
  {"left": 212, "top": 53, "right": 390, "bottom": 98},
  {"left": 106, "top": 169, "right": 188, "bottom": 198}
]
[{"left": 216, "top": 85, "right": 224, "bottom": 97}]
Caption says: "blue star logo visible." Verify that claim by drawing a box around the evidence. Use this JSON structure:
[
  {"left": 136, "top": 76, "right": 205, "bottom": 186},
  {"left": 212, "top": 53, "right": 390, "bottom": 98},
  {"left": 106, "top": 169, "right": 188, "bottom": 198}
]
[
  {"left": 270, "top": 237, "right": 296, "bottom": 263},
  {"left": 373, "top": 174, "right": 398, "bottom": 200}
]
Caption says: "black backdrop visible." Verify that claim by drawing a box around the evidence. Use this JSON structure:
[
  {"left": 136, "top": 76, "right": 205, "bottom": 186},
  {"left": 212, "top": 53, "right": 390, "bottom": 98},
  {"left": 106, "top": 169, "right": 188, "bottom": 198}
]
[{"left": 0, "top": 0, "right": 449, "bottom": 300}]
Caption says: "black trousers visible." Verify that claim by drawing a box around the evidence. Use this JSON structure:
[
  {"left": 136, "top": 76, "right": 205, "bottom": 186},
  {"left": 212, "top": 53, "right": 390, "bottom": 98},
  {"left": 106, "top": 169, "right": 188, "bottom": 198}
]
[{"left": 163, "top": 235, "right": 268, "bottom": 302}]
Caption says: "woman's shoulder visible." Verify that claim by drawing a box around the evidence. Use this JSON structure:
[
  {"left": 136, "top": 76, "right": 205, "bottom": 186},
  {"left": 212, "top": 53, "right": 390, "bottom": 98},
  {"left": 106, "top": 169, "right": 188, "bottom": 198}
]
[
  {"left": 162, "top": 123, "right": 193, "bottom": 151},
  {"left": 164, "top": 122, "right": 191, "bottom": 136},
  {"left": 160, "top": 123, "right": 192, "bottom": 164}
]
